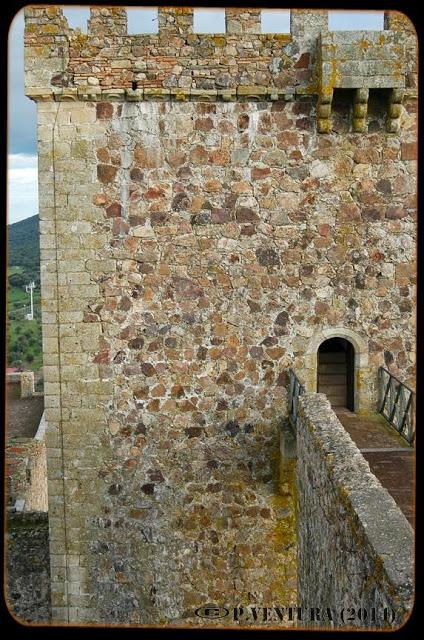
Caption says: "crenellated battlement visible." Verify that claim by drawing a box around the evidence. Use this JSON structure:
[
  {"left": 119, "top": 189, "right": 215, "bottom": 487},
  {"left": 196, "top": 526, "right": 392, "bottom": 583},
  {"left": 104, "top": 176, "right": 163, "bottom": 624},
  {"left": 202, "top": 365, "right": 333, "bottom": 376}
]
[
  {"left": 24, "top": 7, "right": 307, "bottom": 97},
  {"left": 24, "top": 7, "right": 417, "bottom": 132}
]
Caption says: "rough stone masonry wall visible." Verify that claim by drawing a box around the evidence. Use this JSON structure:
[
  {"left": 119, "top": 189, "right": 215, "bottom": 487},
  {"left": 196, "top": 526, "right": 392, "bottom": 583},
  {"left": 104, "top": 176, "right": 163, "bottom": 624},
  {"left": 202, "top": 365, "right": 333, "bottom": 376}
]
[
  {"left": 24, "top": 6, "right": 417, "bottom": 626},
  {"left": 296, "top": 393, "right": 413, "bottom": 630},
  {"left": 6, "top": 512, "right": 51, "bottom": 623}
]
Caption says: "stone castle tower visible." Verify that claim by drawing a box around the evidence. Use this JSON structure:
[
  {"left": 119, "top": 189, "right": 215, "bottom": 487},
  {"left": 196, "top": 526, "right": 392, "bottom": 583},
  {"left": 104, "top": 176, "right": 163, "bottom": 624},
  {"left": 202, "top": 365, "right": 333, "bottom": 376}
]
[{"left": 24, "top": 6, "right": 416, "bottom": 625}]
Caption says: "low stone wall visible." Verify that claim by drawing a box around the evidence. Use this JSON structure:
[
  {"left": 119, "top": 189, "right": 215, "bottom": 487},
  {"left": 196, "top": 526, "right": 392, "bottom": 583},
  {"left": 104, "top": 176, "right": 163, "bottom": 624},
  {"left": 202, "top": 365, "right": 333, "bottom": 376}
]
[
  {"left": 26, "top": 414, "right": 48, "bottom": 512},
  {"left": 5, "top": 512, "right": 51, "bottom": 623},
  {"left": 6, "top": 371, "right": 37, "bottom": 397},
  {"left": 296, "top": 393, "right": 413, "bottom": 630},
  {"left": 6, "top": 414, "right": 48, "bottom": 512}
]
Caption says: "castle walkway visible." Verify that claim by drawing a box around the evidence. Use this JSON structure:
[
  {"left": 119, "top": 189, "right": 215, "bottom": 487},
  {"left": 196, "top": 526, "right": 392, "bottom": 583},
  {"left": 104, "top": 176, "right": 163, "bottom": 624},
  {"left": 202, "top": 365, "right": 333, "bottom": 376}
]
[
  {"left": 336, "top": 410, "right": 415, "bottom": 527},
  {"left": 288, "top": 368, "right": 415, "bottom": 527}
]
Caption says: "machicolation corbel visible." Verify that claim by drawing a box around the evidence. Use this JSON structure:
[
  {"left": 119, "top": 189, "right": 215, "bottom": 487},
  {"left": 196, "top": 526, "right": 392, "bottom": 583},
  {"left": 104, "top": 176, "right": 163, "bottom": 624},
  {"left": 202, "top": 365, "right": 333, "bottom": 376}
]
[{"left": 318, "top": 24, "right": 410, "bottom": 133}]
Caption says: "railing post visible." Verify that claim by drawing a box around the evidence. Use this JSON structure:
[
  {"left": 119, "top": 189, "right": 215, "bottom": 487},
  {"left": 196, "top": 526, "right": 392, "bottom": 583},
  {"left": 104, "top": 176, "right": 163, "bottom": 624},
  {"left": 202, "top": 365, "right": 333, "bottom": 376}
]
[
  {"left": 288, "top": 368, "right": 305, "bottom": 430},
  {"left": 398, "top": 385, "right": 406, "bottom": 433},
  {"left": 410, "top": 393, "right": 415, "bottom": 444},
  {"left": 400, "top": 392, "right": 413, "bottom": 444},
  {"left": 378, "top": 366, "right": 415, "bottom": 445},
  {"left": 389, "top": 378, "right": 401, "bottom": 424},
  {"left": 288, "top": 369, "right": 294, "bottom": 422}
]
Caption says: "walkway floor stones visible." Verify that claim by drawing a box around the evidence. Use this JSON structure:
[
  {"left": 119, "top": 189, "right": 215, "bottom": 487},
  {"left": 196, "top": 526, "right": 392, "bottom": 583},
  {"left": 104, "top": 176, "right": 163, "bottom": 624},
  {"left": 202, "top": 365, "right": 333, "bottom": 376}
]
[{"left": 336, "top": 410, "right": 415, "bottom": 527}]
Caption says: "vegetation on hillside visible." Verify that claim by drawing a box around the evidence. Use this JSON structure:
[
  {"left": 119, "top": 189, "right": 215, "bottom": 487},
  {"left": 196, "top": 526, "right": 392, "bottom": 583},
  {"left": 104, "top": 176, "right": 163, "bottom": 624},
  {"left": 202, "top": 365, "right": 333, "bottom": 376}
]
[
  {"left": 7, "top": 215, "right": 43, "bottom": 372},
  {"left": 8, "top": 215, "right": 40, "bottom": 286}
]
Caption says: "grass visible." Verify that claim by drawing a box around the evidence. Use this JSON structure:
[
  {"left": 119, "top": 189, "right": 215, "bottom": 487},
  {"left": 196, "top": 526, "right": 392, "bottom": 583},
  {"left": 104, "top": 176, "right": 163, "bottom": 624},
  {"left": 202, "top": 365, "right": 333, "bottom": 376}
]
[{"left": 8, "top": 283, "right": 41, "bottom": 309}]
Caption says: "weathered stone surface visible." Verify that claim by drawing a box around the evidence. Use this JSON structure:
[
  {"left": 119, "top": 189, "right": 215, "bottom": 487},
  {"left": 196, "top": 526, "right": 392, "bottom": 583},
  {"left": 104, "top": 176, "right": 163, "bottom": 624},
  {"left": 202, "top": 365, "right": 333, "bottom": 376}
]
[
  {"left": 105, "top": 202, "right": 122, "bottom": 218},
  {"left": 97, "top": 164, "right": 118, "bottom": 184},
  {"left": 140, "top": 362, "right": 156, "bottom": 376},
  {"left": 251, "top": 166, "right": 271, "bottom": 180},
  {"left": 256, "top": 247, "right": 280, "bottom": 267},
  {"left": 401, "top": 142, "right": 417, "bottom": 160},
  {"left": 235, "top": 207, "right": 259, "bottom": 223},
  {"left": 6, "top": 512, "right": 51, "bottom": 623},
  {"left": 96, "top": 102, "right": 113, "bottom": 119}
]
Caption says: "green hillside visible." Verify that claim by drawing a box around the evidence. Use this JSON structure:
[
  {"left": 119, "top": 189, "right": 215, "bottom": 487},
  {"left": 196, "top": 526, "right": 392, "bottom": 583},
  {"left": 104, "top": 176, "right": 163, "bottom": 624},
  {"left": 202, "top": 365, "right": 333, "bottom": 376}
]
[
  {"left": 8, "top": 214, "right": 40, "bottom": 285},
  {"left": 7, "top": 215, "right": 43, "bottom": 372}
]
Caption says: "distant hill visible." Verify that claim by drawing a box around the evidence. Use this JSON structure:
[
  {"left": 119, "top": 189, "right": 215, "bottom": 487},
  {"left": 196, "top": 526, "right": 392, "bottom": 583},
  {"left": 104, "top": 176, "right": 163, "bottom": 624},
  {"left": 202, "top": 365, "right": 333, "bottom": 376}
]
[
  {"left": 7, "top": 215, "right": 43, "bottom": 371},
  {"left": 8, "top": 215, "right": 40, "bottom": 284}
]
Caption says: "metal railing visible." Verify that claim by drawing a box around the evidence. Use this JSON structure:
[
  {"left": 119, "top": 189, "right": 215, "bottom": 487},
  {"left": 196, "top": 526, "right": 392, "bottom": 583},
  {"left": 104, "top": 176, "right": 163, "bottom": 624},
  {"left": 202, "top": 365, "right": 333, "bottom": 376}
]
[
  {"left": 288, "top": 368, "right": 305, "bottom": 429},
  {"left": 378, "top": 367, "right": 415, "bottom": 445}
]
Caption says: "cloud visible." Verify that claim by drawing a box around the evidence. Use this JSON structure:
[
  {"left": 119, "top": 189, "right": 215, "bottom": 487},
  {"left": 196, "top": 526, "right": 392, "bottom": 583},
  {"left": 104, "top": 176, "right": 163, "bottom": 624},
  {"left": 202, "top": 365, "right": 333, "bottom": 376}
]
[{"left": 8, "top": 154, "right": 39, "bottom": 225}]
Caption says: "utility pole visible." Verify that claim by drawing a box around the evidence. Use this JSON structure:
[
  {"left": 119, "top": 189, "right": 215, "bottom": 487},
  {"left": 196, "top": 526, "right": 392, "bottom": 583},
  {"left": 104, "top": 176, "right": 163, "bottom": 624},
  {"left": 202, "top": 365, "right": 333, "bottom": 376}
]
[{"left": 25, "top": 281, "right": 35, "bottom": 321}]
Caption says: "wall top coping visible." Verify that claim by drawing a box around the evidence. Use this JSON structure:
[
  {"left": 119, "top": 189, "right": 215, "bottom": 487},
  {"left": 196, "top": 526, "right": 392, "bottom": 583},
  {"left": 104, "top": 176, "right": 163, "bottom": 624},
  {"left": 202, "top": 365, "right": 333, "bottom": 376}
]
[
  {"left": 23, "top": 7, "right": 416, "bottom": 38},
  {"left": 34, "top": 411, "right": 47, "bottom": 442}
]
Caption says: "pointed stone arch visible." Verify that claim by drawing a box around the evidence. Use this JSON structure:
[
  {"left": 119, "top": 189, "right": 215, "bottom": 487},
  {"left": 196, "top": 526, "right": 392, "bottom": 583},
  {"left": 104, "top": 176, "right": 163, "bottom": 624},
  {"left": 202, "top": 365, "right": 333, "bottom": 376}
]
[{"left": 302, "top": 327, "right": 374, "bottom": 413}]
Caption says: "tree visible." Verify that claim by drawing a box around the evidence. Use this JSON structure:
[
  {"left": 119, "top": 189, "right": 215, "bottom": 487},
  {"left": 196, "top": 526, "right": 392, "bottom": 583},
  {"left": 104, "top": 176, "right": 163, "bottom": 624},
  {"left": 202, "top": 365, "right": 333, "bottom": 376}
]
[
  {"left": 16, "top": 336, "right": 29, "bottom": 352},
  {"left": 8, "top": 272, "right": 25, "bottom": 288}
]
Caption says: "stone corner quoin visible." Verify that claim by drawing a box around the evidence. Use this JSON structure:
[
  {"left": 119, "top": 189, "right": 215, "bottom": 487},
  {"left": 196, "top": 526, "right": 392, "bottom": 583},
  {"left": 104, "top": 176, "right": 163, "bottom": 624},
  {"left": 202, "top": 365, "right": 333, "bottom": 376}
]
[{"left": 23, "top": 5, "right": 416, "bottom": 627}]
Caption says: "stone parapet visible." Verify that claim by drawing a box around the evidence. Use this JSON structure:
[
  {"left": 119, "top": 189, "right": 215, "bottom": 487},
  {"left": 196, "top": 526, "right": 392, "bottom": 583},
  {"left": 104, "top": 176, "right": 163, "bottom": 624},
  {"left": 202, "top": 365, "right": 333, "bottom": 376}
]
[
  {"left": 225, "top": 8, "right": 261, "bottom": 34},
  {"left": 24, "top": 8, "right": 415, "bottom": 102},
  {"left": 296, "top": 393, "right": 413, "bottom": 629},
  {"left": 24, "top": 6, "right": 70, "bottom": 94},
  {"left": 158, "top": 6, "right": 194, "bottom": 36},
  {"left": 22, "top": 7, "right": 332, "bottom": 97}
]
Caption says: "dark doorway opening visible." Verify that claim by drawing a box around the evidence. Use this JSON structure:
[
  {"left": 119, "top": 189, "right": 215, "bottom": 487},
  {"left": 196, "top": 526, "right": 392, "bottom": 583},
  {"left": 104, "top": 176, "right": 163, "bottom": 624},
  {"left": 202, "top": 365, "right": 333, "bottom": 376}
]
[{"left": 317, "top": 337, "right": 355, "bottom": 411}]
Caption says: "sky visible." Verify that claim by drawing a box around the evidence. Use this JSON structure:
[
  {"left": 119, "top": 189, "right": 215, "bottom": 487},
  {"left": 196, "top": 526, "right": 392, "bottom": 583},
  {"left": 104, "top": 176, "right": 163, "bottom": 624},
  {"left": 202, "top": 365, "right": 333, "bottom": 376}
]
[{"left": 8, "top": 7, "right": 384, "bottom": 225}]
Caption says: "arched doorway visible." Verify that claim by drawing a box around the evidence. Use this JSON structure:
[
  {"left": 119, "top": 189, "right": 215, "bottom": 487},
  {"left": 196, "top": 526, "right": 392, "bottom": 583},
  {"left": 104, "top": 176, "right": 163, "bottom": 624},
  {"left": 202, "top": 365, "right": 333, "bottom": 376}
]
[{"left": 317, "top": 337, "right": 355, "bottom": 411}]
